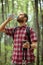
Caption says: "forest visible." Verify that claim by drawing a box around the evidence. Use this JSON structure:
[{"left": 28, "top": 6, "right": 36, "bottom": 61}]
[{"left": 0, "top": 0, "right": 43, "bottom": 65}]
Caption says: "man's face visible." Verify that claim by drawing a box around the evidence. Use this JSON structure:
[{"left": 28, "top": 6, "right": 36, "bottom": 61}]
[{"left": 17, "top": 14, "right": 25, "bottom": 23}]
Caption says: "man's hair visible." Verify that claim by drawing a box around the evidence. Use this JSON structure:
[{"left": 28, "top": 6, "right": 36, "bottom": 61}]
[{"left": 24, "top": 13, "right": 28, "bottom": 22}]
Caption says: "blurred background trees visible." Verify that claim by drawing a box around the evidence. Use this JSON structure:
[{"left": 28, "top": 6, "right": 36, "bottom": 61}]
[{"left": 0, "top": 0, "right": 43, "bottom": 65}]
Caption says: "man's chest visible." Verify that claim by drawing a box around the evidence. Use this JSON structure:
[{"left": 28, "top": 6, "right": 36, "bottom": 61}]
[{"left": 14, "top": 28, "right": 27, "bottom": 41}]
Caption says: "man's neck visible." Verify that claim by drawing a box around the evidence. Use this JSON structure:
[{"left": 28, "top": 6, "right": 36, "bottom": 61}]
[{"left": 18, "top": 22, "right": 27, "bottom": 27}]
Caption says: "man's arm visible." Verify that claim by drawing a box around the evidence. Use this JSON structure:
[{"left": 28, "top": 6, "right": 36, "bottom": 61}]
[
  {"left": 23, "top": 28, "right": 37, "bottom": 49},
  {"left": 0, "top": 19, "right": 10, "bottom": 32},
  {"left": 31, "top": 42, "right": 37, "bottom": 49},
  {"left": 23, "top": 41, "right": 37, "bottom": 49},
  {"left": 0, "top": 15, "right": 13, "bottom": 32}
]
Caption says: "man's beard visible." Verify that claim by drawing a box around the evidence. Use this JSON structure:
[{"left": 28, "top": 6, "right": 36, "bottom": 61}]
[{"left": 17, "top": 16, "right": 24, "bottom": 23}]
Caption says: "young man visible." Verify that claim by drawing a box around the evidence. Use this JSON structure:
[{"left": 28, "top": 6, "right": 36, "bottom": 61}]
[{"left": 0, "top": 13, "right": 37, "bottom": 65}]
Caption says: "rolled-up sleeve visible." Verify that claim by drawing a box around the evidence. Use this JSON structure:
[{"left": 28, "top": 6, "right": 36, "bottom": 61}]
[
  {"left": 30, "top": 28, "right": 37, "bottom": 42},
  {"left": 5, "top": 27, "right": 15, "bottom": 37}
]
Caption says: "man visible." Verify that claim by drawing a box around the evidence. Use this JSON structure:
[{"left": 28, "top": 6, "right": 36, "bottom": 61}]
[{"left": 0, "top": 13, "right": 37, "bottom": 65}]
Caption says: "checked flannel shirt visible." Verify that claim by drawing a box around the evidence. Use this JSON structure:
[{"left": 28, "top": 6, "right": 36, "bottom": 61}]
[{"left": 5, "top": 25, "right": 37, "bottom": 64}]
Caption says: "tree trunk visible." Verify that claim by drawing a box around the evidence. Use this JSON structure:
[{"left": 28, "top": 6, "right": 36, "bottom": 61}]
[
  {"left": 1, "top": 0, "right": 4, "bottom": 21},
  {"left": 35, "top": 0, "right": 40, "bottom": 65},
  {"left": 4, "top": 0, "right": 8, "bottom": 64},
  {"left": 0, "top": 33, "right": 2, "bottom": 65},
  {"left": 12, "top": 0, "right": 14, "bottom": 13},
  {"left": 41, "top": 14, "right": 43, "bottom": 61},
  {"left": 0, "top": 0, "right": 5, "bottom": 65}
]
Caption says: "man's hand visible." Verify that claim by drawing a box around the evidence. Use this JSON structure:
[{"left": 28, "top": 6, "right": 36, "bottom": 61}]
[
  {"left": 22, "top": 41, "right": 37, "bottom": 49},
  {"left": 7, "top": 14, "right": 14, "bottom": 21},
  {"left": 22, "top": 41, "right": 30, "bottom": 48}
]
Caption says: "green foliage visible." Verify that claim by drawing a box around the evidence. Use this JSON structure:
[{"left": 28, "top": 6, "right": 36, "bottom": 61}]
[
  {"left": 0, "top": 0, "right": 43, "bottom": 65},
  {"left": 1, "top": 43, "right": 12, "bottom": 65}
]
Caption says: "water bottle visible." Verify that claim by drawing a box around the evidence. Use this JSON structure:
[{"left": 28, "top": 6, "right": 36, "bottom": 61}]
[{"left": 7, "top": 14, "right": 17, "bottom": 20}]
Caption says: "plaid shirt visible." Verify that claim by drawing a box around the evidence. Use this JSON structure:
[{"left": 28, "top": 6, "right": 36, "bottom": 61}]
[{"left": 5, "top": 26, "right": 37, "bottom": 64}]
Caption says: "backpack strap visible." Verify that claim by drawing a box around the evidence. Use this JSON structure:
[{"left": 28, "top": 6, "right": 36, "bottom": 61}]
[
  {"left": 26, "top": 27, "right": 32, "bottom": 44},
  {"left": 12, "top": 26, "right": 18, "bottom": 39},
  {"left": 23, "top": 27, "right": 32, "bottom": 60}
]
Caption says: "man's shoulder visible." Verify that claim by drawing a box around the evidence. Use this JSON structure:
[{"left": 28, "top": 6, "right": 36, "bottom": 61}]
[{"left": 26, "top": 26, "right": 33, "bottom": 31}]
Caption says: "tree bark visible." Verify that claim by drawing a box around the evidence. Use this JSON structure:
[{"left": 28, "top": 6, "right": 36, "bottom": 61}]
[
  {"left": 35, "top": 0, "right": 40, "bottom": 65},
  {"left": 41, "top": 14, "right": 43, "bottom": 61}
]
